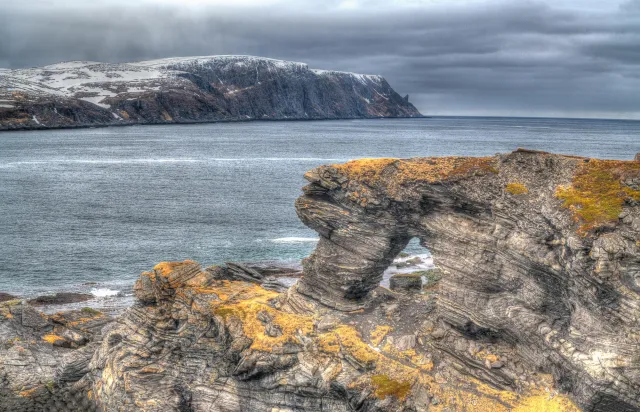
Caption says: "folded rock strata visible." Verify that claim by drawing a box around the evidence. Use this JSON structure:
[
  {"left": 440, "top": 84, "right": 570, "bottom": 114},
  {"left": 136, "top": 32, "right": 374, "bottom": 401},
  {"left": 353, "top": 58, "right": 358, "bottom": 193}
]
[
  {"left": 295, "top": 149, "right": 640, "bottom": 411},
  {"left": 1, "top": 149, "right": 637, "bottom": 412}
]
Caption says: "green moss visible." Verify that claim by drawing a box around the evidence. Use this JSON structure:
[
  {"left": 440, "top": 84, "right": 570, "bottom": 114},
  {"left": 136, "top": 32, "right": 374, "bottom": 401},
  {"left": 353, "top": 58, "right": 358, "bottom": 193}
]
[
  {"left": 370, "top": 374, "right": 412, "bottom": 400},
  {"left": 413, "top": 269, "right": 442, "bottom": 285},
  {"left": 556, "top": 159, "right": 640, "bottom": 234},
  {"left": 80, "top": 307, "right": 101, "bottom": 316},
  {"left": 1, "top": 299, "right": 22, "bottom": 307}
]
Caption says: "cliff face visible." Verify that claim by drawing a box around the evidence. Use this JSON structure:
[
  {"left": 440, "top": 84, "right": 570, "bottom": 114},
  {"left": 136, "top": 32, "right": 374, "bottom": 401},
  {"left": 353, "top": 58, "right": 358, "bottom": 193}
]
[
  {"left": 0, "top": 56, "right": 421, "bottom": 131},
  {"left": 1, "top": 150, "right": 638, "bottom": 412}
]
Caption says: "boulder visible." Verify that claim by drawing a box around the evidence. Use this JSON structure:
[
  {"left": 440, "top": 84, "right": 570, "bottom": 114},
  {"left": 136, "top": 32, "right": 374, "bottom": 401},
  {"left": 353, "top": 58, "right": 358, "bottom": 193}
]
[{"left": 389, "top": 273, "right": 423, "bottom": 293}]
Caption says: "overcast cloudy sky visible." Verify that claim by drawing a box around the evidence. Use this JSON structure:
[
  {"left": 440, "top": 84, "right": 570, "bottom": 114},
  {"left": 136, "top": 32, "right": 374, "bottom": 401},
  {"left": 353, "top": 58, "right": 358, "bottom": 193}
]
[{"left": 1, "top": 0, "right": 639, "bottom": 118}]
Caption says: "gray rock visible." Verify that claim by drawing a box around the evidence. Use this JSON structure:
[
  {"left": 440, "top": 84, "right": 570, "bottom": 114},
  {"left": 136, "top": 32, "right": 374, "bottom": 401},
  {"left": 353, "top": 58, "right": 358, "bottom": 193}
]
[
  {"left": 295, "top": 150, "right": 640, "bottom": 411},
  {"left": 389, "top": 274, "right": 422, "bottom": 293}
]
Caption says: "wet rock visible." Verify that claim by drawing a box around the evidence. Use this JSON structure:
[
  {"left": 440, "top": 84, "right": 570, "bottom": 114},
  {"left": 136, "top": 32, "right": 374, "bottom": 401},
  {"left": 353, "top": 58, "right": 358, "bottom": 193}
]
[
  {"left": 27, "top": 292, "right": 93, "bottom": 307},
  {"left": 0, "top": 293, "right": 18, "bottom": 303},
  {"left": 225, "top": 262, "right": 264, "bottom": 281}
]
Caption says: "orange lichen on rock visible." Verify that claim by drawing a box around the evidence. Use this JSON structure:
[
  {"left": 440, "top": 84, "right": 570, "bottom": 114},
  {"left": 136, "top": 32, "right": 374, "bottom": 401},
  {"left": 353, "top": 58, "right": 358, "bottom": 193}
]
[
  {"left": 153, "top": 260, "right": 196, "bottom": 277},
  {"left": 18, "top": 387, "right": 39, "bottom": 397},
  {"left": 556, "top": 159, "right": 640, "bottom": 233},
  {"left": 506, "top": 182, "right": 529, "bottom": 195},
  {"left": 333, "top": 156, "right": 498, "bottom": 189},
  {"left": 42, "top": 334, "right": 66, "bottom": 345}
]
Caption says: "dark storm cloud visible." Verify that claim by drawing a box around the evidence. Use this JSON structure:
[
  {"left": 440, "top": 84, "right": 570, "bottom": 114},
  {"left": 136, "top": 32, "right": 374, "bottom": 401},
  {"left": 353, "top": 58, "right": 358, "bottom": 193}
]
[{"left": 1, "top": 1, "right": 639, "bottom": 118}]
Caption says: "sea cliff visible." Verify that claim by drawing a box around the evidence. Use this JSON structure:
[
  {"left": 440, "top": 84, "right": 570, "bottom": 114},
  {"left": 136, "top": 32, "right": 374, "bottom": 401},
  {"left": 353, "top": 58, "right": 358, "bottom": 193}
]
[
  {"left": 1, "top": 149, "right": 638, "bottom": 412},
  {"left": 0, "top": 56, "right": 421, "bottom": 131}
]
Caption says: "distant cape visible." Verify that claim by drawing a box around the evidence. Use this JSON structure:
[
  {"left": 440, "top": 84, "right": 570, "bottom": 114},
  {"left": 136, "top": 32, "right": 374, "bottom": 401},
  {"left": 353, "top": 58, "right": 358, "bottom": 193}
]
[{"left": 0, "top": 55, "right": 422, "bottom": 131}]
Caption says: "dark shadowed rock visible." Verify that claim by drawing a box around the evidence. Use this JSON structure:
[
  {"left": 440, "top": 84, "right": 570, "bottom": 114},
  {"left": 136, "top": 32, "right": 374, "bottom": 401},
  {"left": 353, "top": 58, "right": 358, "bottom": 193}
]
[
  {"left": 0, "top": 293, "right": 18, "bottom": 303},
  {"left": 27, "top": 292, "right": 93, "bottom": 306}
]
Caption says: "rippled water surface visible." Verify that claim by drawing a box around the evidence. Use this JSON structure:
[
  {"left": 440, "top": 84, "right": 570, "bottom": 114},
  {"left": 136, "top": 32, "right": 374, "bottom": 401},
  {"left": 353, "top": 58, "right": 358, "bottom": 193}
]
[{"left": 1, "top": 117, "right": 638, "bottom": 297}]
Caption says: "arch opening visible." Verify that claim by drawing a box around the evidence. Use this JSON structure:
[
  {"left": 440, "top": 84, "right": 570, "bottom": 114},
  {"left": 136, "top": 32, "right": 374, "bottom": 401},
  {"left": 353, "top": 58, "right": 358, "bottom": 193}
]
[{"left": 380, "top": 238, "right": 441, "bottom": 294}]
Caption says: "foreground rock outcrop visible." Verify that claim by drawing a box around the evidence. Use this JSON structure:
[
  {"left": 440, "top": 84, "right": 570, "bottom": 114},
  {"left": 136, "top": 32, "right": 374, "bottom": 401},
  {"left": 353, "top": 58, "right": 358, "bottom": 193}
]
[
  {"left": 1, "top": 150, "right": 638, "bottom": 411},
  {"left": 0, "top": 56, "right": 421, "bottom": 131},
  {"left": 296, "top": 149, "right": 640, "bottom": 411}
]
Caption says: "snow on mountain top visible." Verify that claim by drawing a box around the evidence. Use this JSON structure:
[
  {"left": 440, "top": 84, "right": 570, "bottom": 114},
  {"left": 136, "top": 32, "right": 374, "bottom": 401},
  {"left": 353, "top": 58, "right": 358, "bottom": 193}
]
[
  {"left": 0, "top": 56, "right": 389, "bottom": 110},
  {"left": 311, "top": 69, "right": 383, "bottom": 83},
  {"left": 133, "top": 55, "right": 309, "bottom": 69},
  {"left": 42, "top": 61, "right": 103, "bottom": 70}
]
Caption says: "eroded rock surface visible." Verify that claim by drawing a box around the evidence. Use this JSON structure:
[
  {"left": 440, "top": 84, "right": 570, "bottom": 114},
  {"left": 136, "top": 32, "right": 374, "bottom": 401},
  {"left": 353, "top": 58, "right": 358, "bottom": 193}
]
[
  {"left": 1, "top": 150, "right": 637, "bottom": 411},
  {"left": 295, "top": 149, "right": 640, "bottom": 411}
]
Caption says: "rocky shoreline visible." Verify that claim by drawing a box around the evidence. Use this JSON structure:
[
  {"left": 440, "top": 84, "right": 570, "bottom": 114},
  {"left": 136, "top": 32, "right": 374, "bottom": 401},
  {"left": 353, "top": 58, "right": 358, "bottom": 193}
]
[{"left": 1, "top": 149, "right": 639, "bottom": 411}]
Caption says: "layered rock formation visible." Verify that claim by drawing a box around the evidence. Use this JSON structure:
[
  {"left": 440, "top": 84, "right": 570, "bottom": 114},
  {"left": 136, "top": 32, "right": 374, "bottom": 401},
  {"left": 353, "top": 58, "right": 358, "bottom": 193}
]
[
  {"left": 295, "top": 149, "right": 640, "bottom": 411},
  {"left": 1, "top": 150, "right": 638, "bottom": 412},
  {"left": 0, "top": 56, "right": 421, "bottom": 130}
]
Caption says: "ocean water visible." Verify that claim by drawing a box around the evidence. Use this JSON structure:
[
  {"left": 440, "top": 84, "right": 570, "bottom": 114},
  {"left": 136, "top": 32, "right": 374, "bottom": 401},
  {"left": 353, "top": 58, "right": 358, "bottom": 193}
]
[{"left": 0, "top": 117, "right": 638, "bottom": 300}]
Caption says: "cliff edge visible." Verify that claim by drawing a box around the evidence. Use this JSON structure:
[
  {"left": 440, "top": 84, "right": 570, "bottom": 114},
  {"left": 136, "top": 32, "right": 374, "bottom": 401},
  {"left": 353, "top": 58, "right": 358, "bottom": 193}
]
[{"left": 0, "top": 56, "right": 421, "bottom": 131}]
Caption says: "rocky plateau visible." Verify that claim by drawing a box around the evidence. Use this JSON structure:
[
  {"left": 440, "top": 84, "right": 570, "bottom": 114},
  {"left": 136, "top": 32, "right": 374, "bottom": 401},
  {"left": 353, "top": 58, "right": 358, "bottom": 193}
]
[{"left": 1, "top": 149, "right": 639, "bottom": 412}]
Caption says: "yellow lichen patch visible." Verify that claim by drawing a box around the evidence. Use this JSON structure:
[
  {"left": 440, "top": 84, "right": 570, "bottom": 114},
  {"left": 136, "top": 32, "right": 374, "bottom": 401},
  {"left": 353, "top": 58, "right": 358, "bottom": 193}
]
[
  {"left": 211, "top": 283, "right": 314, "bottom": 352},
  {"left": 370, "top": 374, "right": 412, "bottom": 400},
  {"left": 42, "top": 334, "right": 65, "bottom": 345},
  {"left": 319, "top": 325, "right": 379, "bottom": 366},
  {"left": 153, "top": 260, "right": 196, "bottom": 277},
  {"left": 506, "top": 182, "right": 529, "bottom": 195},
  {"left": 119, "top": 110, "right": 130, "bottom": 120},
  {"left": 319, "top": 324, "right": 420, "bottom": 396},
  {"left": 513, "top": 392, "right": 582, "bottom": 412},
  {"left": 426, "top": 375, "right": 580, "bottom": 412},
  {"left": 333, "top": 156, "right": 498, "bottom": 190},
  {"left": 556, "top": 159, "right": 640, "bottom": 233},
  {"left": 370, "top": 325, "right": 392, "bottom": 347}
]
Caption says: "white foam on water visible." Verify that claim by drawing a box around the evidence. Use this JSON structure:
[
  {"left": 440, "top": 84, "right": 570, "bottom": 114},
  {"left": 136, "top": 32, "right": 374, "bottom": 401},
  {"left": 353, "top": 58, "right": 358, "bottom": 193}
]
[
  {"left": 91, "top": 288, "right": 120, "bottom": 298},
  {"left": 271, "top": 237, "right": 319, "bottom": 243}
]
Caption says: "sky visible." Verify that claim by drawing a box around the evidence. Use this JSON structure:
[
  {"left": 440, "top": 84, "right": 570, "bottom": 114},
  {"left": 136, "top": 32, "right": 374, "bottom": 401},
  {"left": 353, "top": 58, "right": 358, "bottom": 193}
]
[{"left": 1, "top": 0, "right": 639, "bottom": 119}]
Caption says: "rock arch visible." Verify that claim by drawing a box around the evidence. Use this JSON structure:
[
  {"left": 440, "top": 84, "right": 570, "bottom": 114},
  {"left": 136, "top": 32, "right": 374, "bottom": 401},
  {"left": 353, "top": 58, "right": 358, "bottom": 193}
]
[{"left": 294, "top": 150, "right": 640, "bottom": 411}]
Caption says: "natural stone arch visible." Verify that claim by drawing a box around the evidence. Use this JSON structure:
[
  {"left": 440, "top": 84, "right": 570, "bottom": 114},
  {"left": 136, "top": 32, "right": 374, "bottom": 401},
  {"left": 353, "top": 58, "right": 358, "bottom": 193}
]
[{"left": 294, "top": 150, "right": 640, "bottom": 411}]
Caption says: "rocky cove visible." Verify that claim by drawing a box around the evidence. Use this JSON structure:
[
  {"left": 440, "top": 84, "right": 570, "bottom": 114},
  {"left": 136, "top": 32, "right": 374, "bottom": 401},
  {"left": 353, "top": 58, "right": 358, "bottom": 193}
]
[{"left": 1, "top": 149, "right": 639, "bottom": 411}]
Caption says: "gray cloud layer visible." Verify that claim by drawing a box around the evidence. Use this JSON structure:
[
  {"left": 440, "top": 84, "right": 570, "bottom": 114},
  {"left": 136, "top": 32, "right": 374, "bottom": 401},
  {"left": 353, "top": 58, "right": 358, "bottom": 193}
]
[{"left": 2, "top": 1, "right": 639, "bottom": 118}]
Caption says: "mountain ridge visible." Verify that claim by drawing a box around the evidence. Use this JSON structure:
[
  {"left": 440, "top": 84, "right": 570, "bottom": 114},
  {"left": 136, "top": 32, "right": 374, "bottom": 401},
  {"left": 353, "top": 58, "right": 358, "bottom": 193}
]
[{"left": 0, "top": 55, "right": 422, "bottom": 131}]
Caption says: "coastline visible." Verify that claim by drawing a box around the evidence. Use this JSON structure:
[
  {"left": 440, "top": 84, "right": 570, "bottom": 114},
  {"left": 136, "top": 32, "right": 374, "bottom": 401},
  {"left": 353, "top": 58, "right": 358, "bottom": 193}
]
[
  {"left": 0, "top": 114, "right": 426, "bottom": 133},
  {"left": 0, "top": 252, "right": 434, "bottom": 316}
]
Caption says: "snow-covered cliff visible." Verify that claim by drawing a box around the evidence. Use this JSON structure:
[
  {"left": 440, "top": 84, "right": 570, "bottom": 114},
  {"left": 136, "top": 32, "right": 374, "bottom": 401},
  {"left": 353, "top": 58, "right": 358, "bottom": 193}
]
[{"left": 0, "top": 56, "right": 421, "bottom": 130}]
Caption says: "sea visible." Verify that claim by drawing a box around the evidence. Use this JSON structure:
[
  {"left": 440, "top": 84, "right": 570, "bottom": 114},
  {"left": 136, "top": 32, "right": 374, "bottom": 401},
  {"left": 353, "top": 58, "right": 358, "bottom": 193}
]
[{"left": 1, "top": 117, "right": 638, "bottom": 310}]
